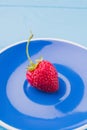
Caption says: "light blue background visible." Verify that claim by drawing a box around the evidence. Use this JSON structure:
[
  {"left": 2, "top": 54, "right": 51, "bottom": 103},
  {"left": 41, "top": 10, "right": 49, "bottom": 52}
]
[{"left": 0, "top": 0, "right": 87, "bottom": 50}]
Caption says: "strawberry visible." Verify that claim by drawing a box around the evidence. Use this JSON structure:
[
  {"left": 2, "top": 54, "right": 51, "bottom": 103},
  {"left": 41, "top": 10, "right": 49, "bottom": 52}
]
[{"left": 26, "top": 34, "right": 59, "bottom": 93}]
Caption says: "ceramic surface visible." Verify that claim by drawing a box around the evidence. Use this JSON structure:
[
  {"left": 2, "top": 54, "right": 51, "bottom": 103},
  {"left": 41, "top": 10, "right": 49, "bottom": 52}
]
[{"left": 0, "top": 39, "right": 87, "bottom": 130}]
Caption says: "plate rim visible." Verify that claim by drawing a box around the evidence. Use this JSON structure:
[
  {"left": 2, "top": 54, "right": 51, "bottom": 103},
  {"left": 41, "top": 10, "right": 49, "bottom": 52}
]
[
  {"left": 0, "top": 38, "right": 87, "bottom": 54},
  {"left": 0, "top": 121, "right": 18, "bottom": 130}
]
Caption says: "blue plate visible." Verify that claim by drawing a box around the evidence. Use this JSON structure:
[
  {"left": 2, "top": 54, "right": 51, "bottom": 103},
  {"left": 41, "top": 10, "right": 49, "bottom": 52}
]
[{"left": 0, "top": 39, "right": 87, "bottom": 130}]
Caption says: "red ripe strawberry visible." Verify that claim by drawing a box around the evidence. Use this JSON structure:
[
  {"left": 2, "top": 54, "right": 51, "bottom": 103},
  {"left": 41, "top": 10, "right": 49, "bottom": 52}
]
[
  {"left": 26, "top": 60, "right": 59, "bottom": 93},
  {"left": 26, "top": 34, "right": 59, "bottom": 93}
]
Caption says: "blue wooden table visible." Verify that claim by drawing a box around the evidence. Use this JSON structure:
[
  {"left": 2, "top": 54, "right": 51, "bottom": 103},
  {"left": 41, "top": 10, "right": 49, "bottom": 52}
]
[{"left": 0, "top": 0, "right": 87, "bottom": 51}]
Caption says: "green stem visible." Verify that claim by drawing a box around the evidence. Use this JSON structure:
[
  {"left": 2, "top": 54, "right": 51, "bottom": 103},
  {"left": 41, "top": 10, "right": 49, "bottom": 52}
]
[{"left": 26, "top": 33, "right": 33, "bottom": 64}]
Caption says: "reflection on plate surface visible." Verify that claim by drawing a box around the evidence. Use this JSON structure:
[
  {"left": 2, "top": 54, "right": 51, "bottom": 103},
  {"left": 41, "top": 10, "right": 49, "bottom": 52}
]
[{"left": 0, "top": 39, "right": 87, "bottom": 130}]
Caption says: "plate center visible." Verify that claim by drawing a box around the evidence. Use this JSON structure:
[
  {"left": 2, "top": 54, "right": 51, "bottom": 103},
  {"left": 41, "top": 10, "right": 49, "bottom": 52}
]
[{"left": 23, "top": 77, "right": 66, "bottom": 105}]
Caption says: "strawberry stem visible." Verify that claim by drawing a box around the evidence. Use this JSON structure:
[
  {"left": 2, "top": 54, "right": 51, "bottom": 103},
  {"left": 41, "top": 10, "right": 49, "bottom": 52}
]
[
  {"left": 26, "top": 33, "right": 43, "bottom": 71},
  {"left": 26, "top": 33, "right": 34, "bottom": 65}
]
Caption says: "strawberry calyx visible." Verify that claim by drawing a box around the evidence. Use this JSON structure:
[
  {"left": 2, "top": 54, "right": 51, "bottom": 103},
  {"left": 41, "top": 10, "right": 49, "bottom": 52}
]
[{"left": 26, "top": 33, "right": 43, "bottom": 71}]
